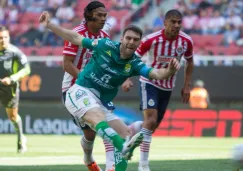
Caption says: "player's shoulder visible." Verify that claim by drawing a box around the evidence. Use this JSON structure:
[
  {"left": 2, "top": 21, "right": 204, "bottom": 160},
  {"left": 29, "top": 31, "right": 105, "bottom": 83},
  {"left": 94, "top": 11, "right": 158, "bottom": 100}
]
[
  {"left": 179, "top": 31, "right": 193, "bottom": 44},
  {"left": 72, "top": 24, "right": 87, "bottom": 34},
  {"left": 7, "top": 44, "right": 22, "bottom": 54},
  {"left": 100, "top": 29, "right": 109, "bottom": 37},
  {"left": 143, "top": 30, "right": 163, "bottom": 42},
  {"left": 100, "top": 38, "right": 117, "bottom": 50}
]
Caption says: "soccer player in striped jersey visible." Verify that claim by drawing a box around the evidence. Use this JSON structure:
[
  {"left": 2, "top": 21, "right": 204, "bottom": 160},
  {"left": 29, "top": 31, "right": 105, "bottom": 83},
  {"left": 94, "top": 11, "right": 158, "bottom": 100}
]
[
  {"left": 61, "top": 1, "right": 114, "bottom": 171},
  {"left": 122, "top": 9, "right": 194, "bottom": 171}
]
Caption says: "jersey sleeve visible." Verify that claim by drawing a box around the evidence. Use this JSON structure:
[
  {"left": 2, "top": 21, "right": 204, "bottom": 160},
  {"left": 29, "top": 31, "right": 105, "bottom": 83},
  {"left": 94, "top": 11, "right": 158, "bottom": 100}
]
[
  {"left": 135, "top": 36, "right": 152, "bottom": 58},
  {"left": 63, "top": 40, "right": 79, "bottom": 57},
  {"left": 184, "top": 38, "right": 194, "bottom": 60},
  {"left": 82, "top": 38, "right": 105, "bottom": 51},
  {"left": 131, "top": 58, "right": 153, "bottom": 78},
  {"left": 15, "top": 48, "right": 28, "bottom": 66}
]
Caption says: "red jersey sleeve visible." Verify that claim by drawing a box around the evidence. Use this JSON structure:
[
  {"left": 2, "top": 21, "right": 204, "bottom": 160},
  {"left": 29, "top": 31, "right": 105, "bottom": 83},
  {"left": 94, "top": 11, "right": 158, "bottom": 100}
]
[
  {"left": 184, "top": 38, "right": 194, "bottom": 60},
  {"left": 62, "top": 40, "right": 79, "bottom": 57},
  {"left": 135, "top": 36, "right": 153, "bottom": 58}
]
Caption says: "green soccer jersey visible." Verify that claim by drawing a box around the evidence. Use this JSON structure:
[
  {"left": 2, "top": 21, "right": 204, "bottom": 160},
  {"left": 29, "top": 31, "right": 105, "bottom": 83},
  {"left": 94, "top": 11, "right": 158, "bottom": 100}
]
[{"left": 76, "top": 38, "right": 152, "bottom": 103}]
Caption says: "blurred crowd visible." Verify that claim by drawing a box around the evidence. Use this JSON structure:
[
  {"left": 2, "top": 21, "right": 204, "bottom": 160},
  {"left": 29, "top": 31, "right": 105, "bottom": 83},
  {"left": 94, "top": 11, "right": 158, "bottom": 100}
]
[
  {"left": 142, "top": 0, "right": 243, "bottom": 56},
  {"left": 1, "top": 0, "right": 242, "bottom": 57},
  {"left": 0, "top": 0, "right": 145, "bottom": 49}
]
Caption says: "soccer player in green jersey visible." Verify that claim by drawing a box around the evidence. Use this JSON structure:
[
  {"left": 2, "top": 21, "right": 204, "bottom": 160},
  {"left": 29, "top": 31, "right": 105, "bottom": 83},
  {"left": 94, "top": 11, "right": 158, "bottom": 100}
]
[
  {"left": 39, "top": 11, "right": 180, "bottom": 170},
  {"left": 0, "top": 26, "right": 31, "bottom": 153}
]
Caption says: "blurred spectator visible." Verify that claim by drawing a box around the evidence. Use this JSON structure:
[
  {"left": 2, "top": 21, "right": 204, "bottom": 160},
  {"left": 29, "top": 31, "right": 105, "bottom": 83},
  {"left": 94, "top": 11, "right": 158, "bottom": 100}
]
[
  {"left": 236, "top": 25, "right": 243, "bottom": 46},
  {"left": 182, "top": 10, "right": 198, "bottom": 34},
  {"left": 223, "top": 24, "right": 240, "bottom": 46},
  {"left": 0, "top": 0, "right": 7, "bottom": 7},
  {"left": 186, "top": 0, "right": 199, "bottom": 12},
  {"left": 21, "top": 0, "right": 47, "bottom": 13},
  {"left": 46, "top": 2, "right": 59, "bottom": 16},
  {"left": 189, "top": 79, "right": 210, "bottom": 109},
  {"left": 5, "top": 4, "right": 19, "bottom": 24},
  {"left": 17, "top": 21, "right": 42, "bottom": 47},
  {"left": 56, "top": 0, "right": 74, "bottom": 23},
  {"left": 197, "top": 9, "right": 211, "bottom": 34},
  {"left": 174, "top": 0, "right": 188, "bottom": 14},
  {"left": 225, "top": 11, "right": 242, "bottom": 29},
  {"left": 152, "top": 10, "right": 164, "bottom": 32},
  {"left": 143, "top": 23, "right": 153, "bottom": 36},
  {"left": 111, "top": 0, "right": 131, "bottom": 10},
  {"left": 47, "top": 0, "right": 64, "bottom": 8},
  {"left": 208, "top": 9, "right": 225, "bottom": 34},
  {"left": 0, "top": 7, "right": 5, "bottom": 25}
]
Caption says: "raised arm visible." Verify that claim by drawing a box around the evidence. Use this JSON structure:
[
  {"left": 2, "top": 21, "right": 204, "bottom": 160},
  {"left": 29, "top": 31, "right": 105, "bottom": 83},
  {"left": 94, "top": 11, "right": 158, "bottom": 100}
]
[
  {"left": 39, "top": 11, "right": 84, "bottom": 46},
  {"left": 149, "top": 58, "right": 180, "bottom": 80}
]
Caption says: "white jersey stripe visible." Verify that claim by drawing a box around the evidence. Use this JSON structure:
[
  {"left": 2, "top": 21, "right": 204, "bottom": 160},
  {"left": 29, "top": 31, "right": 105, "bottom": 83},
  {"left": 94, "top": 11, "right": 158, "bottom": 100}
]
[
  {"left": 63, "top": 51, "right": 76, "bottom": 55},
  {"left": 141, "top": 82, "right": 148, "bottom": 109}
]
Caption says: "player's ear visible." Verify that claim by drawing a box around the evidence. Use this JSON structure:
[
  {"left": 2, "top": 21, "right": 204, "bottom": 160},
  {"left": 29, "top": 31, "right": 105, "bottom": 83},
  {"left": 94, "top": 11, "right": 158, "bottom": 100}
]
[{"left": 120, "top": 36, "right": 123, "bottom": 42}]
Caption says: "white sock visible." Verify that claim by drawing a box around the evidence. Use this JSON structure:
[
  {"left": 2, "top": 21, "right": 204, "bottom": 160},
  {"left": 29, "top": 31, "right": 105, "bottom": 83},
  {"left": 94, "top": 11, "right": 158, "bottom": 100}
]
[
  {"left": 103, "top": 140, "right": 115, "bottom": 169},
  {"left": 129, "top": 121, "right": 143, "bottom": 136},
  {"left": 80, "top": 136, "right": 94, "bottom": 165},
  {"left": 140, "top": 128, "right": 153, "bottom": 163}
]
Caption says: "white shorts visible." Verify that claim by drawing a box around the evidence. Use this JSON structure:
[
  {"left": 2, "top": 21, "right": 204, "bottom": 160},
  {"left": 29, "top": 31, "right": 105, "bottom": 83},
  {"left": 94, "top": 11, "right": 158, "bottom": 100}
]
[{"left": 65, "top": 84, "right": 119, "bottom": 129}]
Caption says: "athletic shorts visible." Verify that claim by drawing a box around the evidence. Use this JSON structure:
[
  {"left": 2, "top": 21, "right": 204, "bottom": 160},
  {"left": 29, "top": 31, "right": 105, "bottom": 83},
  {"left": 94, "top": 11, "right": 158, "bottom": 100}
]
[
  {"left": 140, "top": 82, "right": 172, "bottom": 124},
  {"left": 64, "top": 84, "right": 118, "bottom": 130},
  {"left": 0, "top": 86, "right": 19, "bottom": 108}
]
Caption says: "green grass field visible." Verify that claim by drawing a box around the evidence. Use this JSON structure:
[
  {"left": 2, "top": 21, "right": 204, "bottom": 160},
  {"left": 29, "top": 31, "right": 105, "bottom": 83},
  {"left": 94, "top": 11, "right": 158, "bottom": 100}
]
[{"left": 0, "top": 135, "right": 242, "bottom": 171}]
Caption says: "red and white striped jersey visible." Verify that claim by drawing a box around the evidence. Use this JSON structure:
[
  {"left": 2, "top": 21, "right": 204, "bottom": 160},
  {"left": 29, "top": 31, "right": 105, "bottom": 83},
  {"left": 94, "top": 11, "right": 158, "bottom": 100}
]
[
  {"left": 135, "top": 29, "right": 193, "bottom": 91},
  {"left": 62, "top": 23, "right": 109, "bottom": 92}
]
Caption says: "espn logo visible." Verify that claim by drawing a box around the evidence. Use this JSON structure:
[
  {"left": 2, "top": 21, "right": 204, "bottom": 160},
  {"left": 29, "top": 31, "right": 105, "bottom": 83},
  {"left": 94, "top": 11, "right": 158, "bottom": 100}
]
[{"left": 154, "top": 110, "right": 242, "bottom": 137}]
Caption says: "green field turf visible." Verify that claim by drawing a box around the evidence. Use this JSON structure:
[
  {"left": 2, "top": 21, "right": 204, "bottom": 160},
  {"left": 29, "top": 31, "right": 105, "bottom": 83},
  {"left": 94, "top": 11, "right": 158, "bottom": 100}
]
[{"left": 0, "top": 135, "right": 242, "bottom": 171}]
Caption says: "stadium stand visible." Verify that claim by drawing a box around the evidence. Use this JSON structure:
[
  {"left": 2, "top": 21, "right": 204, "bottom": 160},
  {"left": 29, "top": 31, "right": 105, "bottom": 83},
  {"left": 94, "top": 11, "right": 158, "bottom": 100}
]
[{"left": 0, "top": 0, "right": 242, "bottom": 57}]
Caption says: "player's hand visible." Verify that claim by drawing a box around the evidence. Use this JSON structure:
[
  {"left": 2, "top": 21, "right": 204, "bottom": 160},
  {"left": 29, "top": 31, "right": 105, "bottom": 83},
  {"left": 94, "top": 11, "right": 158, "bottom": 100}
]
[
  {"left": 122, "top": 79, "right": 134, "bottom": 92},
  {"left": 39, "top": 11, "right": 50, "bottom": 27},
  {"left": 1, "top": 77, "right": 12, "bottom": 86},
  {"left": 181, "top": 85, "right": 190, "bottom": 103},
  {"left": 168, "top": 58, "right": 180, "bottom": 73}
]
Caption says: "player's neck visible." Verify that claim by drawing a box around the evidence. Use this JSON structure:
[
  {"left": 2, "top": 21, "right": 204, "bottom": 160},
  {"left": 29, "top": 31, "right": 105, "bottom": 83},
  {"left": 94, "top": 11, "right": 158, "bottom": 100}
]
[
  {"left": 86, "top": 23, "right": 100, "bottom": 34},
  {"left": 164, "top": 31, "right": 176, "bottom": 40}
]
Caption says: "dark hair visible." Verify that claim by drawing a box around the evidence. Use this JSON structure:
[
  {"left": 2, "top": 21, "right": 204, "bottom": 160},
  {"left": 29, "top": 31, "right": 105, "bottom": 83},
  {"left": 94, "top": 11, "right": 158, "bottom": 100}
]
[
  {"left": 0, "top": 26, "right": 9, "bottom": 32},
  {"left": 122, "top": 25, "right": 143, "bottom": 38},
  {"left": 165, "top": 9, "right": 182, "bottom": 20},
  {"left": 84, "top": 1, "right": 105, "bottom": 21}
]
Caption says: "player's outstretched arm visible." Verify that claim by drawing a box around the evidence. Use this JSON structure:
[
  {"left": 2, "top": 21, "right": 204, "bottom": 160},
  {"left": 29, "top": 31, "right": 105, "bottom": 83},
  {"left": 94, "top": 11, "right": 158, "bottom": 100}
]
[
  {"left": 149, "top": 58, "right": 180, "bottom": 80},
  {"left": 39, "top": 11, "right": 84, "bottom": 46}
]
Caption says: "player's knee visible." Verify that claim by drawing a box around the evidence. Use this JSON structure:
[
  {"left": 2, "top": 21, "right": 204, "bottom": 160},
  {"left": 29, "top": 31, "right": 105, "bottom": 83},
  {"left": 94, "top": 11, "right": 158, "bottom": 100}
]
[
  {"left": 83, "top": 129, "right": 96, "bottom": 141},
  {"left": 144, "top": 111, "right": 158, "bottom": 130}
]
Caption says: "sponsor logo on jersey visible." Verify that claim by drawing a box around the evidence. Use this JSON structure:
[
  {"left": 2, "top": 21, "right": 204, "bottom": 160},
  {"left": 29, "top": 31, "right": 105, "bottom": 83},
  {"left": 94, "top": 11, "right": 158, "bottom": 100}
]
[
  {"left": 92, "top": 39, "right": 100, "bottom": 46},
  {"left": 148, "top": 99, "right": 155, "bottom": 106},
  {"left": 106, "top": 50, "right": 111, "bottom": 57},
  {"left": 176, "top": 45, "right": 184, "bottom": 56},
  {"left": 75, "top": 89, "right": 87, "bottom": 100},
  {"left": 105, "top": 40, "right": 116, "bottom": 49},
  {"left": 124, "top": 64, "right": 131, "bottom": 73},
  {"left": 157, "top": 56, "right": 172, "bottom": 63},
  {"left": 84, "top": 52, "right": 93, "bottom": 59},
  {"left": 83, "top": 98, "right": 90, "bottom": 106}
]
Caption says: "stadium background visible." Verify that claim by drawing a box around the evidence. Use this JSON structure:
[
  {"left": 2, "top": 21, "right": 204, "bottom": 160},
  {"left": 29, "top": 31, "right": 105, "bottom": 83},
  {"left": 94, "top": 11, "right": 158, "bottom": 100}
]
[{"left": 0, "top": 0, "right": 243, "bottom": 170}]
